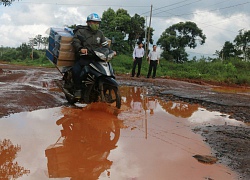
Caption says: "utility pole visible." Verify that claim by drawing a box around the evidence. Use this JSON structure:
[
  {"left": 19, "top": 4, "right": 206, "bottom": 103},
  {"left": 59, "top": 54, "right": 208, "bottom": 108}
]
[
  {"left": 144, "top": 16, "right": 147, "bottom": 49},
  {"left": 146, "top": 4, "right": 153, "bottom": 59},
  {"left": 1, "top": 45, "right": 3, "bottom": 57},
  {"left": 29, "top": 38, "right": 34, "bottom": 60}
]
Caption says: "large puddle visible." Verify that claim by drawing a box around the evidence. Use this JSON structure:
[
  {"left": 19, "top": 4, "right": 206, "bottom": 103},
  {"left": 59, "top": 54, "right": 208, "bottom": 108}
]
[{"left": 0, "top": 86, "right": 246, "bottom": 180}]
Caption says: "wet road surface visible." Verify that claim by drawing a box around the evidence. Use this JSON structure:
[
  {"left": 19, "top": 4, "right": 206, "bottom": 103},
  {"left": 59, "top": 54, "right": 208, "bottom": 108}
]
[{"left": 0, "top": 86, "right": 246, "bottom": 180}]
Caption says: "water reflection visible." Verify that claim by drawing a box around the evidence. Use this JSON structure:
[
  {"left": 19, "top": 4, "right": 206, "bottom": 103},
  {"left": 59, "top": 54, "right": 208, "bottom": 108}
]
[
  {"left": 42, "top": 80, "right": 61, "bottom": 92},
  {"left": 121, "top": 86, "right": 199, "bottom": 118},
  {"left": 127, "top": 86, "right": 144, "bottom": 112},
  {"left": 212, "top": 86, "right": 250, "bottom": 94},
  {"left": 0, "top": 86, "right": 245, "bottom": 179},
  {"left": 0, "top": 139, "right": 30, "bottom": 179},
  {"left": 159, "top": 100, "right": 199, "bottom": 118},
  {"left": 45, "top": 103, "right": 123, "bottom": 179}
]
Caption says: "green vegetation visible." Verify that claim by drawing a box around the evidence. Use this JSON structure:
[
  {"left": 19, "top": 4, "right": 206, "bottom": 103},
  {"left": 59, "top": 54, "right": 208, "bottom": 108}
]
[
  {"left": 0, "top": 47, "right": 54, "bottom": 68},
  {"left": 0, "top": 7, "right": 249, "bottom": 86},
  {"left": 112, "top": 54, "right": 250, "bottom": 85},
  {"left": 0, "top": 48, "right": 249, "bottom": 86},
  {"left": 157, "top": 21, "right": 206, "bottom": 63}
]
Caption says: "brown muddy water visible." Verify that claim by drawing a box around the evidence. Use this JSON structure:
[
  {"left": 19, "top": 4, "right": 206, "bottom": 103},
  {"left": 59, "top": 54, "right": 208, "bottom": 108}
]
[
  {"left": 0, "top": 86, "right": 246, "bottom": 180},
  {"left": 212, "top": 86, "right": 250, "bottom": 95}
]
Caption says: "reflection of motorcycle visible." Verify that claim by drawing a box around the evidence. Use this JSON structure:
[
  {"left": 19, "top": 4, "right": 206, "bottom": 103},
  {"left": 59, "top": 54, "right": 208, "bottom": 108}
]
[
  {"left": 45, "top": 104, "right": 121, "bottom": 179},
  {"left": 61, "top": 46, "right": 121, "bottom": 109}
]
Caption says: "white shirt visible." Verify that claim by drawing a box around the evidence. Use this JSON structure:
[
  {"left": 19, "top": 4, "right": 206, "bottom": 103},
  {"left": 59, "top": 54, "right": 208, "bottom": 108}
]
[
  {"left": 148, "top": 50, "right": 160, "bottom": 61},
  {"left": 133, "top": 47, "right": 144, "bottom": 59},
  {"left": 147, "top": 99, "right": 158, "bottom": 110}
]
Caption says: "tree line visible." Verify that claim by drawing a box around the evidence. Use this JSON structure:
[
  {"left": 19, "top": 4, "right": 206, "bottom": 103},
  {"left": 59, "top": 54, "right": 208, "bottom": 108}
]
[
  {"left": 54, "top": 8, "right": 250, "bottom": 63},
  {"left": 1, "top": 4, "right": 250, "bottom": 63},
  {"left": 216, "top": 29, "right": 250, "bottom": 62},
  {"left": 68, "top": 8, "right": 154, "bottom": 55},
  {"left": 0, "top": 34, "right": 48, "bottom": 61}
]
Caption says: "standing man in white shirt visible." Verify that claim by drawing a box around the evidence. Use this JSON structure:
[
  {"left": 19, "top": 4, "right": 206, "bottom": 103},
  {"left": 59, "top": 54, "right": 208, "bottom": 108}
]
[
  {"left": 132, "top": 41, "right": 145, "bottom": 77},
  {"left": 147, "top": 45, "right": 160, "bottom": 79}
]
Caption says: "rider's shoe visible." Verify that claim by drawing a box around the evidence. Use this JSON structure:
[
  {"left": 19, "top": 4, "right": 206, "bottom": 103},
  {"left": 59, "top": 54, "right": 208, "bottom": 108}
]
[{"left": 74, "top": 90, "right": 82, "bottom": 99}]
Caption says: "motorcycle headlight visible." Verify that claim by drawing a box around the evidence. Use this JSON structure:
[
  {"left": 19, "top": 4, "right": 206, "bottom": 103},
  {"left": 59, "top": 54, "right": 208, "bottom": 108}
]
[
  {"left": 94, "top": 51, "right": 106, "bottom": 61},
  {"left": 107, "top": 52, "right": 115, "bottom": 61}
]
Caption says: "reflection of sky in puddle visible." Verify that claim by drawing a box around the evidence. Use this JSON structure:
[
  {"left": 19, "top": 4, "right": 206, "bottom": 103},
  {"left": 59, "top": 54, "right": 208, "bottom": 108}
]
[
  {"left": 188, "top": 108, "right": 245, "bottom": 126},
  {"left": 0, "top": 86, "right": 244, "bottom": 179},
  {"left": 0, "top": 107, "right": 63, "bottom": 179}
]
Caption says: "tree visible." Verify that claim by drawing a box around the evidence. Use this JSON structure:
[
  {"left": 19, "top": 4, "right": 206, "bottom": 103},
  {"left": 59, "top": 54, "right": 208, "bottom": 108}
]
[
  {"left": 0, "top": 0, "right": 19, "bottom": 6},
  {"left": 157, "top": 21, "right": 206, "bottom": 63},
  {"left": 16, "top": 43, "right": 31, "bottom": 59},
  {"left": 234, "top": 29, "right": 250, "bottom": 61},
  {"left": 144, "top": 26, "right": 154, "bottom": 54},
  {"left": 145, "top": 27, "right": 154, "bottom": 45},
  {"left": 101, "top": 8, "right": 153, "bottom": 54},
  {"left": 42, "top": 37, "right": 49, "bottom": 50},
  {"left": 115, "top": 9, "right": 131, "bottom": 36},
  {"left": 0, "top": 139, "right": 30, "bottom": 179},
  {"left": 128, "top": 14, "right": 145, "bottom": 48},
  {"left": 101, "top": 8, "right": 123, "bottom": 53},
  {"left": 220, "top": 41, "right": 241, "bottom": 60},
  {"left": 28, "top": 38, "right": 37, "bottom": 60},
  {"left": 101, "top": 8, "right": 131, "bottom": 54},
  {"left": 128, "top": 14, "right": 154, "bottom": 51},
  {"left": 35, "top": 35, "right": 42, "bottom": 50}
]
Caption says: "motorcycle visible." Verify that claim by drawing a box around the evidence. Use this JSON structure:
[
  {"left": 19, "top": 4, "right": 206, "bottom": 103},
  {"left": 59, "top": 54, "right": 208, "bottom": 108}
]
[
  {"left": 61, "top": 46, "right": 121, "bottom": 109},
  {"left": 45, "top": 104, "right": 121, "bottom": 179}
]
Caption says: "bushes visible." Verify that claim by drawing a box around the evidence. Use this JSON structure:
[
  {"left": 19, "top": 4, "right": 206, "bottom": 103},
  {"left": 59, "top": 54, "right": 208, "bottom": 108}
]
[
  {"left": 1, "top": 49, "right": 249, "bottom": 86},
  {"left": 111, "top": 55, "right": 250, "bottom": 85}
]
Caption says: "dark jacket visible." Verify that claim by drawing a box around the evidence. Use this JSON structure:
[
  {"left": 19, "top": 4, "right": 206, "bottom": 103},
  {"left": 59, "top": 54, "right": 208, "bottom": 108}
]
[{"left": 72, "top": 25, "right": 107, "bottom": 54}]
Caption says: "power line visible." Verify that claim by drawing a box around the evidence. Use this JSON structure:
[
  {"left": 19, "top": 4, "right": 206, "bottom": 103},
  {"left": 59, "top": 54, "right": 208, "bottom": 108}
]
[
  {"left": 154, "top": 2, "right": 250, "bottom": 18},
  {"left": 17, "top": 1, "right": 150, "bottom": 8},
  {"left": 141, "top": 0, "right": 234, "bottom": 17},
  {"left": 140, "top": 0, "right": 193, "bottom": 16},
  {"left": 203, "top": 0, "right": 234, "bottom": 8},
  {"left": 148, "top": 1, "right": 249, "bottom": 57},
  {"left": 153, "top": 0, "right": 203, "bottom": 16},
  {"left": 152, "top": 2, "right": 250, "bottom": 34}
]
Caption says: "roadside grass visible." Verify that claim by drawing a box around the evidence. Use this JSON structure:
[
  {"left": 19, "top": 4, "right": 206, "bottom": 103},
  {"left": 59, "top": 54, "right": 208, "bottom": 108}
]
[
  {"left": 10, "top": 58, "right": 54, "bottom": 68},
  {"left": 112, "top": 55, "right": 250, "bottom": 86},
  {"left": 1, "top": 52, "right": 249, "bottom": 86}
]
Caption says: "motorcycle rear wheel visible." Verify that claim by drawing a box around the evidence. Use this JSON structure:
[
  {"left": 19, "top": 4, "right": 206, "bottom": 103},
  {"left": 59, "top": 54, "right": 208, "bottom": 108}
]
[{"left": 102, "top": 86, "right": 121, "bottom": 109}]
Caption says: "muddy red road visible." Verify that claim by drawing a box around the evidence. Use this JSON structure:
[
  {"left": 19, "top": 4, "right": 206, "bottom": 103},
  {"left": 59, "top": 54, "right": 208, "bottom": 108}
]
[{"left": 0, "top": 63, "right": 250, "bottom": 179}]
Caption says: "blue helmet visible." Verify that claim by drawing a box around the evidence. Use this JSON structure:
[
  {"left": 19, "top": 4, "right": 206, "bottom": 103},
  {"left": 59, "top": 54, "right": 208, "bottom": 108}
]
[{"left": 87, "top": 13, "right": 101, "bottom": 22}]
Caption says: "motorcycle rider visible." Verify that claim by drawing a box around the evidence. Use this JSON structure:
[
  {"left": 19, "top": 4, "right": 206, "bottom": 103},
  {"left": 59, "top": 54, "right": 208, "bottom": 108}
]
[{"left": 72, "top": 13, "right": 109, "bottom": 99}]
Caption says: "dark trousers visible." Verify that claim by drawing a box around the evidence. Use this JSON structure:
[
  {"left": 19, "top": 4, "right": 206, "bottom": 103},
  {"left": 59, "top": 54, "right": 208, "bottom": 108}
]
[
  {"left": 147, "top": 60, "right": 158, "bottom": 78},
  {"left": 132, "top": 57, "right": 142, "bottom": 77},
  {"left": 72, "top": 58, "right": 91, "bottom": 89},
  {"left": 72, "top": 60, "right": 82, "bottom": 89}
]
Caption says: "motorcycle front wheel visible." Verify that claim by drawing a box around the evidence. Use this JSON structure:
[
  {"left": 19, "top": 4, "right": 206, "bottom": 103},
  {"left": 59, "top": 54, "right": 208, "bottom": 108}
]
[
  {"left": 102, "top": 85, "right": 121, "bottom": 109},
  {"left": 65, "top": 91, "right": 77, "bottom": 105}
]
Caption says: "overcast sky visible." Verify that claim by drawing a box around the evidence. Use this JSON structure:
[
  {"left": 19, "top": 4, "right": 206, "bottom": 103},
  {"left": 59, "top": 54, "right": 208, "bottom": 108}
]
[{"left": 1, "top": 0, "right": 250, "bottom": 58}]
